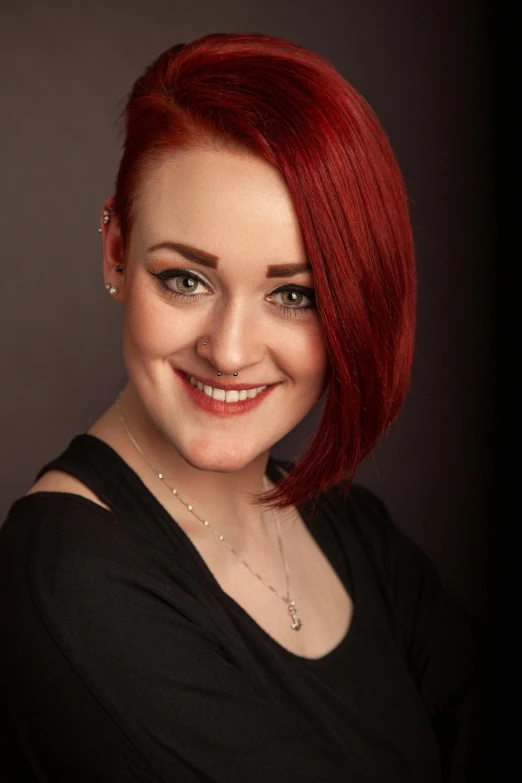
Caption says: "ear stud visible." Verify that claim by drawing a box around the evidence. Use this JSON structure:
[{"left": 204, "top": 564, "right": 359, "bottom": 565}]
[{"left": 98, "top": 208, "right": 113, "bottom": 233}]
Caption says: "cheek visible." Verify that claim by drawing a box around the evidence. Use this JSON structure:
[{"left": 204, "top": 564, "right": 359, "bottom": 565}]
[
  {"left": 284, "top": 321, "right": 328, "bottom": 396},
  {"left": 123, "top": 289, "right": 186, "bottom": 358}
]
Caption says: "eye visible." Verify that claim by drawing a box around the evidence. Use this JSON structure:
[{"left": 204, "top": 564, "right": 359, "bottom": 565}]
[
  {"left": 172, "top": 275, "right": 203, "bottom": 294},
  {"left": 149, "top": 267, "right": 210, "bottom": 299},
  {"left": 277, "top": 290, "right": 308, "bottom": 307},
  {"left": 267, "top": 284, "right": 316, "bottom": 314}
]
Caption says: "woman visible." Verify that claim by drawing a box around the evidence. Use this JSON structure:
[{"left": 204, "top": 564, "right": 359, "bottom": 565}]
[{"left": 0, "top": 32, "right": 491, "bottom": 782}]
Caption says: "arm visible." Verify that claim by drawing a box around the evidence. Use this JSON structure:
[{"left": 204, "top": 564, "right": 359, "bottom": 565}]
[{"left": 1, "top": 497, "right": 339, "bottom": 783}]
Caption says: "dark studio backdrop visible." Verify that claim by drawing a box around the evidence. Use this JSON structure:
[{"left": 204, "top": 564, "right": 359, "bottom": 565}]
[{"left": 0, "top": 1, "right": 496, "bottom": 637}]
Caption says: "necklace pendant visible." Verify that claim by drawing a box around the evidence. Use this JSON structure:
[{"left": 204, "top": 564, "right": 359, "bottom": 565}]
[{"left": 288, "top": 600, "right": 302, "bottom": 631}]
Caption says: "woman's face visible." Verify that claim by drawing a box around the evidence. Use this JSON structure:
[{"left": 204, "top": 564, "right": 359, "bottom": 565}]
[{"left": 107, "top": 146, "right": 328, "bottom": 473}]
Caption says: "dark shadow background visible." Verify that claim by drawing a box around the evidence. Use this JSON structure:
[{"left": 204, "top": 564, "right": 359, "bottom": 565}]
[{"left": 0, "top": 1, "right": 495, "bottom": 634}]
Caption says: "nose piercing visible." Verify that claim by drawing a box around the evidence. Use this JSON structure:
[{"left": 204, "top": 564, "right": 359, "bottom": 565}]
[{"left": 202, "top": 339, "right": 238, "bottom": 376}]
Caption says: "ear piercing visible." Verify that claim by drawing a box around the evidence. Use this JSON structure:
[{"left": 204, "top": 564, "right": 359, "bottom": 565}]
[
  {"left": 105, "top": 283, "right": 117, "bottom": 295},
  {"left": 98, "top": 208, "right": 112, "bottom": 232}
]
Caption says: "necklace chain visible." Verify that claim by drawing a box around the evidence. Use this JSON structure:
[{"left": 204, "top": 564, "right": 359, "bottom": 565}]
[{"left": 115, "top": 394, "right": 302, "bottom": 630}]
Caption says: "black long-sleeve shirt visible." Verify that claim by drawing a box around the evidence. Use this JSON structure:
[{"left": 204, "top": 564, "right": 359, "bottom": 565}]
[{"left": 0, "top": 434, "right": 494, "bottom": 781}]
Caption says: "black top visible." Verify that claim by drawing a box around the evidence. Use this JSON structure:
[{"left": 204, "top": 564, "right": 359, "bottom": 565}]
[{"left": 0, "top": 434, "right": 494, "bottom": 782}]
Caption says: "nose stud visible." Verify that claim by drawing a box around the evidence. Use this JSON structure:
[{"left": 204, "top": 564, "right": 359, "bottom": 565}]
[{"left": 202, "top": 340, "right": 238, "bottom": 376}]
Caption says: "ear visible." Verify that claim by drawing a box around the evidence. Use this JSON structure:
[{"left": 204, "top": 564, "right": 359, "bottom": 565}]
[{"left": 100, "top": 196, "right": 126, "bottom": 304}]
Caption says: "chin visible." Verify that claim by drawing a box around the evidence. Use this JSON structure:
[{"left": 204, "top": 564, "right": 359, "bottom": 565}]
[{"left": 175, "top": 433, "right": 267, "bottom": 475}]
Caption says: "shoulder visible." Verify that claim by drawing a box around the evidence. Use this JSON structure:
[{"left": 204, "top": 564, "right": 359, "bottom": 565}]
[
  {"left": 25, "top": 470, "right": 111, "bottom": 511},
  {"left": 1, "top": 490, "right": 209, "bottom": 661},
  {"left": 324, "top": 478, "right": 433, "bottom": 574},
  {"left": 318, "top": 480, "right": 445, "bottom": 632},
  {"left": 0, "top": 490, "right": 143, "bottom": 612},
  {"left": 0, "top": 492, "right": 121, "bottom": 596}
]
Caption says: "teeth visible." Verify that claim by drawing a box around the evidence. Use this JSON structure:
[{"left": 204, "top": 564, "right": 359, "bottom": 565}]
[
  {"left": 186, "top": 375, "right": 269, "bottom": 403},
  {"left": 225, "top": 390, "right": 239, "bottom": 403}
]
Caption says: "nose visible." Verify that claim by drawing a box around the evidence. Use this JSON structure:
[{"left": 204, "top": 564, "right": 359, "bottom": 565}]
[{"left": 197, "top": 299, "right": 265, "bottom": 376}]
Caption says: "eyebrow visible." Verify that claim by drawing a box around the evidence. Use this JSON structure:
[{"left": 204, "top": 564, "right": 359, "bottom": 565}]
[{"left": 146, "top": 241, "right": 311, "bottom": 277}]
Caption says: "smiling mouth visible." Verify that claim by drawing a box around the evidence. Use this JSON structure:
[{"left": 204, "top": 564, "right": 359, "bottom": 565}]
[{"left": 186, "top": 374, "right": 268, "bottom": 403}]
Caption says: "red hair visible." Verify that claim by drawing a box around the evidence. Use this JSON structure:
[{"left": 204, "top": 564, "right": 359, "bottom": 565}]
[{"left": 113, "top": 32, "right": 416, "bottom": 511}]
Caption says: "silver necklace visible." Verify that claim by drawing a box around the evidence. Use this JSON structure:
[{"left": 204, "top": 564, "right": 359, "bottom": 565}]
[{"left": 115, "top": 394, "right": 302, "bottom": 630}]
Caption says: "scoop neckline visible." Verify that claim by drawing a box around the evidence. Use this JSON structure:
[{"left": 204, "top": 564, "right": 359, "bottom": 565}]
[{"left": 28, "top": 432, "right": 359, "bottom": 666}]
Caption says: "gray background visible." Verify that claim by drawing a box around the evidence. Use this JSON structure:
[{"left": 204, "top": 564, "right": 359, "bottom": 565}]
[{"left": 0, "top": 0, "right": 493, "bottom": 628}]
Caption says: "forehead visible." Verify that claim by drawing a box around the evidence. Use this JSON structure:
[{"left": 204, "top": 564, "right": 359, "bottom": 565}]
[{"left": 132, "top": 147, "right": 307, "bottom": 262}]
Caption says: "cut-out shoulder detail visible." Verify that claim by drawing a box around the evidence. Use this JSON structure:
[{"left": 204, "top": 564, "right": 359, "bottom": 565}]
[{"left": 26, "top": 470, "right": 112, "bottom": 512}]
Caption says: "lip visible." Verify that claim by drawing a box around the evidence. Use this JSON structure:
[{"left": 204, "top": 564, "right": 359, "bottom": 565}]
[{"left": 173, "top": 369, "right": 278, "bottom": 417}]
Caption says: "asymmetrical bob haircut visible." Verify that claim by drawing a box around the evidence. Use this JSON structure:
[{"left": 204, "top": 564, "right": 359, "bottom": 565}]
[{"left": 113, "top": 32, "right": 416, "bottom": 511}]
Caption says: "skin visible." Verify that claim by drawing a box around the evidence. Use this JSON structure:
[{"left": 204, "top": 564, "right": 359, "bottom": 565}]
[
  {"left": 25, "top": 145, "right": 357, "bottom": 657},
  {"left": 90, "top": 147, "right": 328, "bottom": 544}
]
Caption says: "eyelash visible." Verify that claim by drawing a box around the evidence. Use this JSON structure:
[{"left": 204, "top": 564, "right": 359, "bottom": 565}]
[{"left": 149, "top": 267, "right": 316, "bottom": 317}]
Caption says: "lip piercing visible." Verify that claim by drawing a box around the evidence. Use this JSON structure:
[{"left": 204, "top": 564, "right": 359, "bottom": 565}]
[{"left": 202, "top": 340, "right": 238, "bottom": 376}]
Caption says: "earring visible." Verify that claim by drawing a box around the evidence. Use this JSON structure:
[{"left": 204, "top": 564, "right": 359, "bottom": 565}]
[
  {"left": 98, "top": 208, "right": 112, "bottom": 233},
  {"left": 202, "top": 341, "right": 208, "bottom": 346},
  {"left": 105, "top": 283, "right": 117, "bottom": 295},
  {"left": 115, "top": 265, "right": 124, "bottom": 273}
]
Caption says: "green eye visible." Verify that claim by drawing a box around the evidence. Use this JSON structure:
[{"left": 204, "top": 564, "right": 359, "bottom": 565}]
[{"left": 175, "top": 276, "right": 200, "bottom": 294}]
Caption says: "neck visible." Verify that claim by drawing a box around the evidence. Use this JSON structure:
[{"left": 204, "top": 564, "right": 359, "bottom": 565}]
[{"left": 89, "top": 382, "right": 279, "bottom": 544}]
